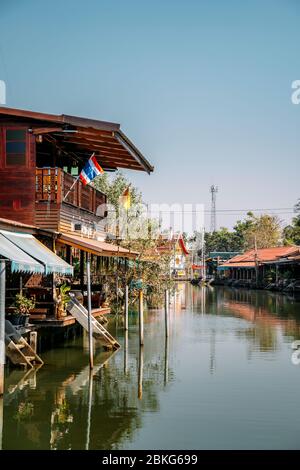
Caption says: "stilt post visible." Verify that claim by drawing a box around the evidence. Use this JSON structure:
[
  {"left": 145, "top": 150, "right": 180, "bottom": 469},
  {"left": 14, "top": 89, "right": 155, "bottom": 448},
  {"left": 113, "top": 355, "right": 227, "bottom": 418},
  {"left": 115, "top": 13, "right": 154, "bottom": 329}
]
[
  {"left": 30, "top": 331, "right": 37, "bottom": 354},
  {"left": 0, "top": 260, "right": 6, "bottom": 396},
  {"left": 138, "top": 345, "right": 144, "bottom": 400},
  {"left": 139, "top": 289, "right": 144, "bottom": 346},
  {"left": 125, "top": 285, "right": 129, "bottom": 331},
  {"left": 86, "top": 254, "right": 94, "bottom": 369},
  {"left": 165, "top": 289, "right": 169, "bottom": 338}
]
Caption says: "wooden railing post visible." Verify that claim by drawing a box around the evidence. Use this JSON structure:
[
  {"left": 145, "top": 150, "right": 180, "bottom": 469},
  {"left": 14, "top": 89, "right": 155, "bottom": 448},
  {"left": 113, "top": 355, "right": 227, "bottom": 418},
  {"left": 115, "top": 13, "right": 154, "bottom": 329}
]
[{"left": 57, "top": 168, "right": 62, "bottom": 204}]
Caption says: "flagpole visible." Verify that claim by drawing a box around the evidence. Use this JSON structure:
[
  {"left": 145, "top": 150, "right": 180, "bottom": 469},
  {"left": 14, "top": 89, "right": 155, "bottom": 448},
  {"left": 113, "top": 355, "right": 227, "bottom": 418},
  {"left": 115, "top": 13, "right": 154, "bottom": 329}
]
[
  {"left": 63, "top": 152, "right": 99, "bottom": 203},
  {"left": 63, "top": 174, "right": 80, "bottom": 202}
]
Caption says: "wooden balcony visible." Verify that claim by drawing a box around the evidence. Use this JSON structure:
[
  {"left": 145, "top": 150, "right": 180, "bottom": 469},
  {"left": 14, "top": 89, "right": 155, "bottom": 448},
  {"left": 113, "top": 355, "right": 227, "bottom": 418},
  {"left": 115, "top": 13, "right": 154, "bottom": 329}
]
[
  {"left": 35, "top": 168, "right": 107, "bottom": 232},
  {"left": 36, "top": 167, "right": 106, "bottom": 214}
]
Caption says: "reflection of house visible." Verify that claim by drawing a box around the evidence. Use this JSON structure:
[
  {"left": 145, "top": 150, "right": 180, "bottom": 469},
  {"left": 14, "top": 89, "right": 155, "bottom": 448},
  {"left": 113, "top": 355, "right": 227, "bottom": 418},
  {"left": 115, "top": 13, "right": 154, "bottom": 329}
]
[
  {"left": 0, "top": 106, "right": 153, "bottom": 324},
  {"left": 218, "top": 246, "right": 300, "bottom": 282}
]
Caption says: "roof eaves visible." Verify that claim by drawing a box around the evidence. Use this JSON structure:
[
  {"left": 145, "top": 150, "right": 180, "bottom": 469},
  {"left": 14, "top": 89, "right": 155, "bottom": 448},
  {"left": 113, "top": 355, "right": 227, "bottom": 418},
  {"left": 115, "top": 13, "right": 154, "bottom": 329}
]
[{"left": 114, "top": 130, "right": 154, "bottom": 174}]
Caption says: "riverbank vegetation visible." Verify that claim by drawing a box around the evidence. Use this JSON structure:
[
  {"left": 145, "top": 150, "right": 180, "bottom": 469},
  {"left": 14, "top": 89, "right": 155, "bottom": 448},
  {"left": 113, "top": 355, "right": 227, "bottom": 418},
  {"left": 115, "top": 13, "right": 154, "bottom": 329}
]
[
  {"left": 94, "top": 172, "right": 173, "bottom": 309},
  {"left": 198, "top": 199, "right": 300, "bottom": 253}
]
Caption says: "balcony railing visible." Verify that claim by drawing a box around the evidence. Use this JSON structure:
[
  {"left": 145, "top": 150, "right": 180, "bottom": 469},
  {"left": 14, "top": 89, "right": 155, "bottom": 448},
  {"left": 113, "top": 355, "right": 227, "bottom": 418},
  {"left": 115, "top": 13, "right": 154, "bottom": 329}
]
[{"left": 36, "top": 167, "right": 106, "bottom": 215}]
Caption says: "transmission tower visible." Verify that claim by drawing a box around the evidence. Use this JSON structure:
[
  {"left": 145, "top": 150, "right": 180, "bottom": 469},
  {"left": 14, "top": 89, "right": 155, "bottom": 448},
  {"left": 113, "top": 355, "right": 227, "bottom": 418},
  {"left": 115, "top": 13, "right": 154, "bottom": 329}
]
[{"left": 210, "top": 185, "right": 218, "bottom": 232}]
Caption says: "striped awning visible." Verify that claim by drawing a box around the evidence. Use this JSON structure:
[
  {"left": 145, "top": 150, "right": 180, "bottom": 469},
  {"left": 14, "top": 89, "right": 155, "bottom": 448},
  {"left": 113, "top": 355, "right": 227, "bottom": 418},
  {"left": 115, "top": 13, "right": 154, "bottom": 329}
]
[
  {"left": 0, "top": 233, "right": 44, "bottom": 273},
  {"left": 0, "top": 230, "right": 73, "bottom": 275}
]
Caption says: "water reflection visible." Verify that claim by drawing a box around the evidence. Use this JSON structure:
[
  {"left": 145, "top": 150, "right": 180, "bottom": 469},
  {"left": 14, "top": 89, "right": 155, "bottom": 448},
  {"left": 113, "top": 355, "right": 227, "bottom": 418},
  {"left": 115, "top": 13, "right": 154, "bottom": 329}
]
[
  {"left": 0, "top": 396, "right": 3, "bottom": 450},
  {"left": 2, "top": 285, "right": 300, "bottom": 450},
  {"left": 85, "top": 371, "right": 93, "bottom": 451},
  {"left": 164, "top": 337, "right": 169, "bottom": 385},
  {"left": 138, "top": 347, "right": 143, "bottom": 400},
  {"left": 184, "top": 285, "right": 300, "bottom": 352},
  {"left": 124, "top": 331, "right": 128, "bottom": 375}
]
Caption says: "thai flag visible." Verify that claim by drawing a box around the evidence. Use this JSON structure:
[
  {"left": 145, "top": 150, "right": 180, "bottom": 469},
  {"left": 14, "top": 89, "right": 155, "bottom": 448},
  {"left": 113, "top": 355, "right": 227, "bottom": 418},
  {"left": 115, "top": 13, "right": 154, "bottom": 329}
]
[{"left": 79, "top": 153, "right": 104, "bottom": 185}]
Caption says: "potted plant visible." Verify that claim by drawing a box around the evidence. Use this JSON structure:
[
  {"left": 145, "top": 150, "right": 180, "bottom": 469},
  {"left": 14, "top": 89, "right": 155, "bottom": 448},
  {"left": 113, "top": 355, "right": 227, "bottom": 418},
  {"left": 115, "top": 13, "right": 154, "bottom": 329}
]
[
  {"left": 9, "top": 293, "right": 35, "bottom": 327},
  {"left": 56, "top": 283, "right": 71, "bottom": 318},
  {"left": 14, "top": 402, "right": 34, "bottom": 422}
]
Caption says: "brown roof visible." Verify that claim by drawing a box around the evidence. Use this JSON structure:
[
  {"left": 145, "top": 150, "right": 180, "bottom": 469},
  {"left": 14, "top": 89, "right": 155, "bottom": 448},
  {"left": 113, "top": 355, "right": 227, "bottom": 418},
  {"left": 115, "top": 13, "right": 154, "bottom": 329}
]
[
  {"left": 0, "top": 217, "right": 37, "bottom": 230},
  {"left": 58, "top": 232, "right": 139, "bottom": 259},
  {"left": 220, "top": 246, "right": 299, "bottom": 268},
  {"left": 0, "top": 217, "right": 54, "bottom": 237},
  {"left": 0, "top": 106, "right": 154, "bottom": 174}
]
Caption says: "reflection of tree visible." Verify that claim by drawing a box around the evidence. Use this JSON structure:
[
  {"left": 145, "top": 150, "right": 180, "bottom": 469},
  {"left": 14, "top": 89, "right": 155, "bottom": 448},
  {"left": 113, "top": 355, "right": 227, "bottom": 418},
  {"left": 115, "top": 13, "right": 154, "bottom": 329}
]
[
  {"left": 3, "top": 327, "right": 169, "bottom": 450},
  {"left": 187, "top": 283, "right": 300, "bottom": 353},
  {"left": 236, "top": 324, "right": 279, "bottom": 353},
  {"left": 50, "top": 388, "right": 73, "bottom": 450}
]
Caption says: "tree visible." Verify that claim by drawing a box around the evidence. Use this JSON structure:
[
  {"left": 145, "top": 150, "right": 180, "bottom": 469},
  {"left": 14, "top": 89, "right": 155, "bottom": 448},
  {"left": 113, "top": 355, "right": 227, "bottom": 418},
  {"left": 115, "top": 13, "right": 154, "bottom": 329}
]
[
  {"left": 190, "top": 211, "right": 283, "bottom": 255},
  {"left": 204, "top": 227, "right": 242, "bottom": 253},
  {"left": 283, "top": 199, "right": 300, "bottom": 245},
  {"left": 243, "top": 213, "right": 282, "bottom": 249},
  {"left": 233, "top": 212, "right": 256, "bottom": 250},
  {"left": 93, "top": 171, "right": 172, "bottom": 308},
  {"left": 93, "top": 171, "right": 142, "bottom": 209}
]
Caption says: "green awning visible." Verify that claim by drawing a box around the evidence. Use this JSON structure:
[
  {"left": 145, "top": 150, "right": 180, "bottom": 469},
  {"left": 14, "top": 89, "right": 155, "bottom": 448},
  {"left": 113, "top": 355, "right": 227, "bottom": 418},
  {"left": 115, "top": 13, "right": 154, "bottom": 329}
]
[
  {"left": 0, "top": 233, "right": 44, "bottom": 274},
  {"left": 0, "top": 230, "right": 73, "bottom": 275}
]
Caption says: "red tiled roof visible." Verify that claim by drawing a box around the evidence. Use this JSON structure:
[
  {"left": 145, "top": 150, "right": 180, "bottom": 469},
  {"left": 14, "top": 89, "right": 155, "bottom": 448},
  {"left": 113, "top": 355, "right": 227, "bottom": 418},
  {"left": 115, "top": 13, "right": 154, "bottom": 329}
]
[
  {"left": 221, "top": 261, "right": 256, "bottom": 268},
  {"left": 220, "top": 246, "right": 300, "bottom": 268}
]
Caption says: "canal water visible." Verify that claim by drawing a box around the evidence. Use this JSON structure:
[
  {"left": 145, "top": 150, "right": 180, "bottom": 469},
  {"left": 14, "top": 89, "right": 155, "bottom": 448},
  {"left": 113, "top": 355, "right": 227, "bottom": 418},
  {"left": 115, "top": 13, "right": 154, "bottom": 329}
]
[{"left": 1, "top": 284, "right": 300, "bottom": 450}]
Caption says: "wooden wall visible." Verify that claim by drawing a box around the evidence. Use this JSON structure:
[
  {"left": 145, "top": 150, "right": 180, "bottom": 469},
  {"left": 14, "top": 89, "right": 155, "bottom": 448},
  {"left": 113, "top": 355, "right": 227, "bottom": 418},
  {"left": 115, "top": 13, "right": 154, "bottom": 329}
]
[
  {"left": 35, "top": 201, "right": 106, "bottom": 239},
  {"left": 0, "top": 125, "right": 36, "bottom": 225}
]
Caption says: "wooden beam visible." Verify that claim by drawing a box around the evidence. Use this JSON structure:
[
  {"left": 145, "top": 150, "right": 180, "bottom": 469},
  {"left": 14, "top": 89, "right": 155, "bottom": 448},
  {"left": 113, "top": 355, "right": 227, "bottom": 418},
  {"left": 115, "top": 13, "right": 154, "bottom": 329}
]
[
  {"left": 61, "top": 139, "right": 130, "bottom": 155},
  {"left": 32, "top": 127, "right": 63, "bottom": 135},
  {"left": 61, "top": 135, "right": 127, "bottom": 150}
]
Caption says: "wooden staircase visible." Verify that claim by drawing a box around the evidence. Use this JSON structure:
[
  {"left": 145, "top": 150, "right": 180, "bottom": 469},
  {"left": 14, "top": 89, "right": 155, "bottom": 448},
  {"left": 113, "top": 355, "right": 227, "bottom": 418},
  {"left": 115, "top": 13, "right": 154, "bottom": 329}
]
[
  {"left": 5, "top": 320, "right": 44, "bottom": 369},
  {"left": 67, "top": 296, "right": 120, "bottom": 351}
]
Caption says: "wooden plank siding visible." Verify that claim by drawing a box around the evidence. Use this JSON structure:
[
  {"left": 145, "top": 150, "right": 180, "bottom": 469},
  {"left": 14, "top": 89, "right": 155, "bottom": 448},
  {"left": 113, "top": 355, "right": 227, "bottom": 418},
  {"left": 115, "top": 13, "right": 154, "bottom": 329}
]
[
  {"left": 35, "top": 168, "right": 107, "bottom": 234},
  {"left": 35, "top": 202, "right": 59, "bottom": 230},
  {"left": 0, "top": 126, "right": 36, "bottom": 225},
  {"left": 0, "top": 121, "right": 107, "bottom": 232}
]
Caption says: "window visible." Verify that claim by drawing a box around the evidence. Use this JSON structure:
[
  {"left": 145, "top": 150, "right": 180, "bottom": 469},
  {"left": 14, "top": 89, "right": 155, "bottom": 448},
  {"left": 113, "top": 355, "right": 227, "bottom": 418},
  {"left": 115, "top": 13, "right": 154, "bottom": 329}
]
[{"left": 6, "top": 129, "right": 27, "bottom": 166}]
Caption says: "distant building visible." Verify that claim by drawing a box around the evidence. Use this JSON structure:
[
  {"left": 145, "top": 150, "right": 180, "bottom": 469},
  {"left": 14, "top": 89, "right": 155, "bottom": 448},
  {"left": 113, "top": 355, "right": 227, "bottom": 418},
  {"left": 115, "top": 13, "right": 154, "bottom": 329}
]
[
  {"left": 218, "top": 246, "right": 300, "bottom": 283},
  {"left": 143, "top": 233, "right": 190, "bottom": 279}
]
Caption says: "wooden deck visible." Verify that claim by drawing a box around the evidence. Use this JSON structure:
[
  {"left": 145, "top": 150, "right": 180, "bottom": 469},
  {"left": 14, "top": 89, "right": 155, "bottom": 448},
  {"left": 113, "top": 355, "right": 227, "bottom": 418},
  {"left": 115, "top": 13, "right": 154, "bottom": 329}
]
[{"left": 29, "top": 307, "right": 111, "bottom": 328}]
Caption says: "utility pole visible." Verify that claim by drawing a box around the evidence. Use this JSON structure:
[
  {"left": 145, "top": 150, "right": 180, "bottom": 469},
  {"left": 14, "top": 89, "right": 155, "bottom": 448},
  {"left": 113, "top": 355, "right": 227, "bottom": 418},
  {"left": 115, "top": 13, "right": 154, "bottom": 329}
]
[
  {"left": 254, "top": 235, "right": 259, "bottom": 286},
  {"left": 210, "top": 185, "right": 218, "bottom": 233},
  {"left": 201, "top": 227, "right": 206, "bottom": 282}
]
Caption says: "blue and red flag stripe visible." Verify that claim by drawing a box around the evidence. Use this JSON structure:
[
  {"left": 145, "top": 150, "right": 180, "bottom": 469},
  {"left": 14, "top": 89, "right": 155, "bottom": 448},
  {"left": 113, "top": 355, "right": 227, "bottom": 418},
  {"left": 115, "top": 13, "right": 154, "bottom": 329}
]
[{"left": 79, "top": 153, "right": 104, "bottom": 185}]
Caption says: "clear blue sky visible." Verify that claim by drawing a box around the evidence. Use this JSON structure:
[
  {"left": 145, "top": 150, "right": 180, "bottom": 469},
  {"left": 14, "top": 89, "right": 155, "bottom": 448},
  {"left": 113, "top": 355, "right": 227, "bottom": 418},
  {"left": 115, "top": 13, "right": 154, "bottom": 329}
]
[{"left": 0, "top": 0, "right": 299, "bottom": 229}]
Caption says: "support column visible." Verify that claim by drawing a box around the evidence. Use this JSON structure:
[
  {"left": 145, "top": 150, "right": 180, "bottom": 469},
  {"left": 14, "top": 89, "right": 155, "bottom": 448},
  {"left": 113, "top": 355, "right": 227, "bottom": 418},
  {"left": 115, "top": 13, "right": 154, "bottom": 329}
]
[
  {"left": 30, "top": 331, "right": 37, "bottom": 354},
  {"left": 80, "top": 250, "right": 85, "bottom": 294},
  {"left": 124, "top": 285, "right": 129, "bottom": 331},
  {"left": 139, "top": 290, "right": 144, "bottom": 346},
  {"left": 66, "top": 245, "right": 72, "bottom": 265},
  {"left": 86, "top": 254, "right": 94, "bottom": 370},
  {"left": 165, "top": 289, "right": 169, "bottom": 338},
  {"left": 0, "top": 260, "right": 6, "bottom": 396}
]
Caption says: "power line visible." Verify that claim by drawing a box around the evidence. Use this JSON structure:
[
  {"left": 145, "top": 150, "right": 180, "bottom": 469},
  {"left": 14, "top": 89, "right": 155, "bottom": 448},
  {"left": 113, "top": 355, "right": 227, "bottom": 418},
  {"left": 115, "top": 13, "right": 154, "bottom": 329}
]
[{"left": 148, "top": 208, "right": 294, "bottom": 213}]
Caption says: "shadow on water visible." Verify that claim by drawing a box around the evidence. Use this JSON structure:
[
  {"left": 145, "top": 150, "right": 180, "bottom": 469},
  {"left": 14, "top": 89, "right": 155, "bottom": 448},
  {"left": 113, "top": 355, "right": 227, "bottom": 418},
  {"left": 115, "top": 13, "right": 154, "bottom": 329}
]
[{"left": 2, "top": 284, "right": 300, "bottom": 450}]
